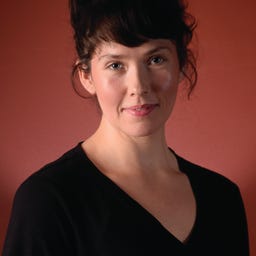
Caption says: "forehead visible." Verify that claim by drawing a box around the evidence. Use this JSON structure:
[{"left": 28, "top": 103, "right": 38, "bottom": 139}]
[{"left": 93, "top": 39, "right": 176, "bottom": 58}]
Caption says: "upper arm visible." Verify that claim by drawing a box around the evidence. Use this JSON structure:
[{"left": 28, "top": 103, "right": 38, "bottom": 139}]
[
  {"left": 2, "top": 176, "right": 76, "bottom": 256},
  {"left": 226, "top": 185, "right": 250, "bottom": 256}
]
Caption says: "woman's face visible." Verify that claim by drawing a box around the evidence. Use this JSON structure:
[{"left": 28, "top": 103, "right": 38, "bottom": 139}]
[{"left": 80, "top": 39, "right": 181, "bottom": 138}]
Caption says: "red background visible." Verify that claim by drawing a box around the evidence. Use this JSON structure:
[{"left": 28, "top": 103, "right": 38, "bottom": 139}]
[{"left": 0, "top": 0, "right": 255, "bottom": 254}]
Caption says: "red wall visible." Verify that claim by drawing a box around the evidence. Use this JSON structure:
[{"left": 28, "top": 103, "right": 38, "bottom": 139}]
[{"left": 0, "top": 0, "right": 255, "bottom": 254}]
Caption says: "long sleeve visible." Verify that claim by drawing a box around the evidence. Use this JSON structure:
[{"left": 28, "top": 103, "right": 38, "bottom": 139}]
[
  {"left": 2, "top": 176, "right": 76, "bottom": 256},
  {"left": 3, "top": 144, "right": 251, "bottom": 256},
  {"left": 227, "top": 185, "right": 250, "bottom": 256}
]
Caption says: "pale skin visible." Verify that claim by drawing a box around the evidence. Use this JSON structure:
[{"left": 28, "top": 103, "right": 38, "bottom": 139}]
[{"left": 79, "top": 39, "right": 196, "bottom": 243}]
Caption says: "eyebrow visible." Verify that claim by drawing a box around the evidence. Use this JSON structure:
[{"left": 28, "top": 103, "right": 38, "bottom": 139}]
[
  {"left": 98, "top": 54, "right": 125, "bottom": 61},
  {"left": 146, "top": 46, "right": 173, "bottom": 55},
  {"left": 98, "top": 46, "right": 173, "bottom": 61}
]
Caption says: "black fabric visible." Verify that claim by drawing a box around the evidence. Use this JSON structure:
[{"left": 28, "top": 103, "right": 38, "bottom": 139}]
[{"left": 3, "top": 143, "right": 249, "bottom": 255}]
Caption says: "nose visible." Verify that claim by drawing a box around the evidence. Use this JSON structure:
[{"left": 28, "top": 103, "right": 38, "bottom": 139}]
[{"left": 128, "top": 64, "right": 150, "bottom": 96}]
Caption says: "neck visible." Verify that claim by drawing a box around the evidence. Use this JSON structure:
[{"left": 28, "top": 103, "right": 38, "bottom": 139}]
[{"left": 83, "top": 118, "right": 178, "bottom": 176}]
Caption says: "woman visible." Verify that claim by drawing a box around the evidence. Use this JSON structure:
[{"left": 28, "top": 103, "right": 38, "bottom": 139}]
[{"left": 3, "top": 0, "right": 249, "bottom": 255}]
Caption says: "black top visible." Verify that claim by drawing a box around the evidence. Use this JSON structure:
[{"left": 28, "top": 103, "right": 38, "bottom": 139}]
[{"left": 3, "top": 143, "right": 249, "bottom": 256}]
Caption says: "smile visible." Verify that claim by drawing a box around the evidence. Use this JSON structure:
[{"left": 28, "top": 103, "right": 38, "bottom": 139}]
[{"left": 122, "top": 104, "right": 159, "bottom": 117}]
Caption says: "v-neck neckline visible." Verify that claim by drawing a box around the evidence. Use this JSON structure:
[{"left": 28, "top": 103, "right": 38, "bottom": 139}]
[{"left": 76, "top": 142, "right": 200, "bottom": 246}]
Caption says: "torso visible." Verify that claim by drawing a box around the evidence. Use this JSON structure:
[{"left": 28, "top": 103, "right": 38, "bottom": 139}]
[
  {"left": 106, "top": 169, "right": 197, "bottom": 243},
  {"left": 82, "top": 140, "right": 197, "bottom": 243}
]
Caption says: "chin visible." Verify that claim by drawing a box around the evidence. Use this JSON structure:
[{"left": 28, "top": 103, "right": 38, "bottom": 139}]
[{"left": 121, "top": 123, "right": 163, "bottom": 138}]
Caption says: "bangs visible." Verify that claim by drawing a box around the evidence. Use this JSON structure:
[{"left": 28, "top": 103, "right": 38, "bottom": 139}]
[
  {"left": 85, "top": 0, "right": 184, "bottom": 48},
  {"left": 70, "top": 0, "right": 197, "bottom": 96}
]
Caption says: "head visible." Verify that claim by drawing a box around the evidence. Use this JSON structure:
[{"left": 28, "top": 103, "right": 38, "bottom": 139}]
[{"left": 69, "top": 0, "right": 197, "bottom": 97}]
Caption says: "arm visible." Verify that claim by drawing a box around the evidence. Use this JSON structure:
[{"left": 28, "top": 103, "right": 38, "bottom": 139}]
[
  {"left": 2, "top": 176, "right": 76, "bottom": 256},
  {"left": 226, "top": 185, "right": 250, "bottom": 256}
]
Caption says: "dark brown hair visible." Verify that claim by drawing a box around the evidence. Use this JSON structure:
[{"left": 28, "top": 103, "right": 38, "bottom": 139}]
[{"left": 69, "top": 0, "right": 197, "bottom": 96}]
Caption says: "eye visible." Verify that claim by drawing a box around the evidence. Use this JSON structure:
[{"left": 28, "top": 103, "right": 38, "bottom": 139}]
[
  {"left": 108, "top": 62, "right": 123, "bottom": 70},
  {"left": 149, "top": 56, "right": 165, "bottom": 65}
]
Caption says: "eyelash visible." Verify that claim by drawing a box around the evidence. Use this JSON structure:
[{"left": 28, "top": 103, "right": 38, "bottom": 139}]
[
  {"left": 148, "top": 56, "right": 165, "bottom": 65},
  {"left": 106, "top": 55, "right": 166, "bottom": 71},
  {"left": 108, "top": 62, "right": 123, "bottom": 70}
]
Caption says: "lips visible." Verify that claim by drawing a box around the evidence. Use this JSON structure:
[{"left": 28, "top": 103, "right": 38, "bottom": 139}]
[{"left": 122, "top": 104, "right": 158, "bottom": 117}]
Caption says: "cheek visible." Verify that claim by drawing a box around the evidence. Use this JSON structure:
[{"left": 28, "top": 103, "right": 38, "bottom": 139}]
[
  {"left": 161, "top": 75, "right": 174, "bottom": 91},
  {"left": 93, "top": 75, "right": 124, "bottom": 108},
  {"left": 153, "top": 69, "right": 179, "bottom": 93}
]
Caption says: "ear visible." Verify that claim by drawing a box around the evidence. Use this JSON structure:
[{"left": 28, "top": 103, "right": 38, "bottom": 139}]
[
  {"left": 178, "top": 71, "right": 185, "bottom": 83},
  {"left": 78, "top": 68, "right": 96, "bottom": 95}
]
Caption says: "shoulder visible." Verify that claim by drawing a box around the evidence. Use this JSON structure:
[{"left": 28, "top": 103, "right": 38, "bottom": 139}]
[
  {"left": 174, "top": 154, "right": 249, "bottom": 255},
  {"left": 14, "top": 142, "right": 97, "bottom": 209},
  {"left": 9, "top": 142, "right": 101, "bottom": 229},
  {"left": 32, "top": 142, "right": 89, "bottom": 182},
  {"left": 175, "top": 153, "right": 240, "bottom": 196},
  {"left": 174, "top": 153, "right": 247, "bottom": 226},
  {"left": 3, "top": 143, "right": 91, "bottom": 254},
  {"left": 21, "top": 142, "right": 91, "bottom": 190}
]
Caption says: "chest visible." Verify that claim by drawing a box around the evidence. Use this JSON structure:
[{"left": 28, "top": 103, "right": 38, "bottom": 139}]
[{"left": 108, "top": 173, "right": 197, "bottom": 243}]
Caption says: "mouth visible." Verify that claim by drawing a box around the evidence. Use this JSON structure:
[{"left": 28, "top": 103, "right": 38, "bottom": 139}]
[{"left": 122, "top": 104, "right": 159, "bottom": 117}]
